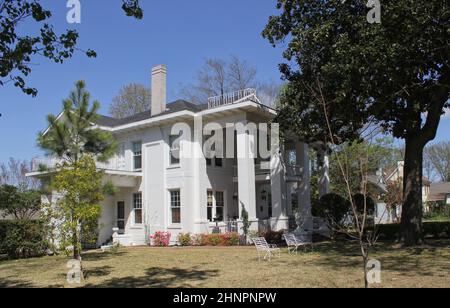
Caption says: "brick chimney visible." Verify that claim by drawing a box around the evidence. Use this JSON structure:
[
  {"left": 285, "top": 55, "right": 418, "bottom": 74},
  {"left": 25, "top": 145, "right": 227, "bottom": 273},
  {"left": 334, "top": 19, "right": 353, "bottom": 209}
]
[{"left": 151, "top": 65, "right": 167, "bottom": 115}]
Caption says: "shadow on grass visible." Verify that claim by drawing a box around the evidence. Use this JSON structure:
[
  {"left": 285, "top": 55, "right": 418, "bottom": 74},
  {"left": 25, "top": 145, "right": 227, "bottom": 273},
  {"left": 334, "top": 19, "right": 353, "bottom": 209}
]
[
  {"left": 0, "top": 276, "right": 64, "bottom": 288},
  {"left": 81, "top": 251, "right": 127, "bottom": 261},
  {"left": 302, "top": 240, "right": 450, "bottom": 278},
  {"left": 83, "top": 266, "right": 219, "bottom": 288}
]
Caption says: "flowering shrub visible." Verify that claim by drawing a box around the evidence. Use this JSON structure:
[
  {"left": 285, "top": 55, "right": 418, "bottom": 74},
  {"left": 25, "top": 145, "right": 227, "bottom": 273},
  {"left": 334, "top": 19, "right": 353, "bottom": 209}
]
[
  {"left": 197, "top": 232, "right": 239, "bottom": 246},
  {"left": 150, "top": 231, "right": 171, "bottom": 247},
  {"left": 178, "top": 233, "right": 192, "bottom": 246}
]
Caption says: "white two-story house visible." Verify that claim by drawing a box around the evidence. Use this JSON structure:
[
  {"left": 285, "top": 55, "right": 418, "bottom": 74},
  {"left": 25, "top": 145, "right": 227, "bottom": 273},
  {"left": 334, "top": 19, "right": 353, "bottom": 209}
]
[{"left": 30, "top": 65, "right": 325, "bottom": 247}]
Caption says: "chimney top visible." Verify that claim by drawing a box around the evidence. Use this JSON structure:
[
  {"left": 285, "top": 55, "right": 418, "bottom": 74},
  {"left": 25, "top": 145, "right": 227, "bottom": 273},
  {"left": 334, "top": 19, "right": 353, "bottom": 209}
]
[{"left": 151, "top": 65, "right": 167, "bottom": 116}]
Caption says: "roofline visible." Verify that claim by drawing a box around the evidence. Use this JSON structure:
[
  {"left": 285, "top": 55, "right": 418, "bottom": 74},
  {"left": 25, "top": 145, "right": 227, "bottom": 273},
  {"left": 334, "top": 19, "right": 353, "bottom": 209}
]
[{"left": 97, "top": 100, "right": 276, "bottom": 133}]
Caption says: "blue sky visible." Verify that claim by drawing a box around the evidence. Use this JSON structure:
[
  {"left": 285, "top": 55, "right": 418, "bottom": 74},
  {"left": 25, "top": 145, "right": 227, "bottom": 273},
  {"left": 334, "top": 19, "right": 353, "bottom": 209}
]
[{"left": 0, "top": 0, "right": 449, "bottom": 163}]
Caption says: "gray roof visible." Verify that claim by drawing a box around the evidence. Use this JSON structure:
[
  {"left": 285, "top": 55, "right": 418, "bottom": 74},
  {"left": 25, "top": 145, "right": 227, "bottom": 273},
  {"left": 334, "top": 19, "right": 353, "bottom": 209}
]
[
  {"left": 428, "top": 182, "right": 450, "bottom": 202},
  {"left": 96, "top": 100, "right": 207, "bottom": 128}
]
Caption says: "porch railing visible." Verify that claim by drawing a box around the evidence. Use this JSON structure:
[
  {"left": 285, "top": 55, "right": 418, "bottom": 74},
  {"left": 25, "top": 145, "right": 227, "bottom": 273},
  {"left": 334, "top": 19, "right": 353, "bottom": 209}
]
[
  {"left": 31, "top": 156, "right": 127, "bottom": 172},
  {"left": 207, "top": 88, "right": 259, "bottom": 109}
]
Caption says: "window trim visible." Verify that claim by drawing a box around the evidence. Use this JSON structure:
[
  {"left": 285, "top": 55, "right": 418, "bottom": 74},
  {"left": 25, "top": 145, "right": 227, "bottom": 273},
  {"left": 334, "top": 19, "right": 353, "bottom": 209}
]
[
  {"left": 132, "top": 141, "right": 143, "bottom": 171},
  {"left": 169, "top": 135, "right": 181, "bottom": 167},
  {"left": 169, "top": 189, "right": 181, "bottom": 225},
  {"left": 133, "top": 192, "right": 143, "bottom": 225}
]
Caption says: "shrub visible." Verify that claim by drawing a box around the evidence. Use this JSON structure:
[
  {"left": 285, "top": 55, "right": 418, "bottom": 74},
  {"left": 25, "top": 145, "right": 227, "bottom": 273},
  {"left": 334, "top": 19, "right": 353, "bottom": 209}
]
[
  {"left": 314, "top": 193, "right": 351, "bottom": 227},
  {"left": 0, "top": 220, "right": 49, "bottom": 259},
  {"left": 195, "top": 233, "right": 240, "bottom": 246},
  {"left": 368, "top": 222, "right": 450, "bottom": 240},
  {"left": 259, "top": 230, "right": 285, "bottom": 246},
  {"left": 150, "top": 231, "right": 171, "bottom": 247},
  {"left": 178, "top": 233, "right": 192, "bottom": 246}
]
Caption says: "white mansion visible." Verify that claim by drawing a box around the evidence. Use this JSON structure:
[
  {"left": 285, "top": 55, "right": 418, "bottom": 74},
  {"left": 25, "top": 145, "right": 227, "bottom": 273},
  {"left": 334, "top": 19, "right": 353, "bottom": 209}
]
[{"left": 29, "top": 65, "right": 330, "bottom": 246}]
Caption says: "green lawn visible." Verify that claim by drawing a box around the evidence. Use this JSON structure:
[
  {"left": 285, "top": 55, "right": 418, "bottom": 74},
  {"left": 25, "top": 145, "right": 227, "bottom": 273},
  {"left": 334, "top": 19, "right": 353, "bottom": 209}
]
[{"left": 0, "top": 240, "right": 449, "bottom": 288}]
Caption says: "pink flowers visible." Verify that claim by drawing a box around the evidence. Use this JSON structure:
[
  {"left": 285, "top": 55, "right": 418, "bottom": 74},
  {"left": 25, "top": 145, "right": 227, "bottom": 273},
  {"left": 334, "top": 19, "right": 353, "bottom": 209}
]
[{"left": 150, "top": 231, "right": 171, "bottom": 247}]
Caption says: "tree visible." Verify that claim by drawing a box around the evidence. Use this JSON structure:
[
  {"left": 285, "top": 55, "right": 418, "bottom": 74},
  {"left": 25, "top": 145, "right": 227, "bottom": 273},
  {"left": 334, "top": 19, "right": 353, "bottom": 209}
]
[
  {"left": 263, "top": 0, "right": 450, "bottom": 246},
  {"left": 38, "top": 80, "right": 117, "bottom": 164},
  {"left": 385, "top": 179, "right": 403, "bottom": 223},
  {"left": 109, "top": 83, "right": 151, "bottom": 118},
  {"left": 0, "top": 184, "right": 41, "bottom": 220},
  {"left": 425, "top": 141, "right": 450, "bottom": 182},
  {"left": 51, "top": 156, "right": 103, "bottom": 265},
  {"left": 0, "top": 158, "right": 40, "bottom": 191},
  {"left": 330, "top": 138, "right": 401, "bottom": 199},
  {"left": 0, "top": 0, "right": 142, "bottom": 97},
  {"left": 180, "top": 56, "right": 263, "bottom": 104}
]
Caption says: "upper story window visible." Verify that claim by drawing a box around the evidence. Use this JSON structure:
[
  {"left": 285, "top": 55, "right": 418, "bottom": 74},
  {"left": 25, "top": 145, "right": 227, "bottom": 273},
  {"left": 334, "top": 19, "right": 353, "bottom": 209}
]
[
  {"left": 169, "top": 135, "right": 180, "bottom": 166},
  {"left": 133, "top": 141, "right": 142, "bottom": 170}
]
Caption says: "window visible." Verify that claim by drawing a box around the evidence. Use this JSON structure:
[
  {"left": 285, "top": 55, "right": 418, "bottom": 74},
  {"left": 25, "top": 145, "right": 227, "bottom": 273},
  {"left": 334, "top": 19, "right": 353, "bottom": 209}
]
[
  {"left": 133, "top": 141, "right": 142, "bottom": 170},
  {"left": 215, "top": 191, "right": 224, "bottom": 221},
  {"left": 207, "top": 190, "right": 214, "bottom": 221},
  {"left": 117, "top": 143, "right": 126, "bottom": 170},
  {"left": 268, "top": 193, "right": 272, "bottom": 218},
  {"left": 133, "top": 193, "right": 142, "bottom": 224},
  {"left": 215, "top": 158, "right": 223, "bottom": 167},
  {"left": 206, "top": 190, "right": 225, "bottom": 222},
  {"left": 170, "top": 190, "right": 181, "bottom": 224},
  {"left": 117, "top": 201, "right": 125, "bottom": 231},
  {"left": 169, "top": 135, "right": 180, "bottom": 165}
]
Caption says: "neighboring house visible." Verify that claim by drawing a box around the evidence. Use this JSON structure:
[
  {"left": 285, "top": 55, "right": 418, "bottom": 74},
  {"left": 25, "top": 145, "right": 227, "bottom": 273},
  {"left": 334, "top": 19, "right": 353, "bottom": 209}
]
[
  {"left": 371, "top": 161, "right": 432, "bottom": 223},
  {"left": 28, "top": 65, "right": 322, "bottom": 247},
  {"left": 427, "top": 182, "right": 450, "bottom": 205}
]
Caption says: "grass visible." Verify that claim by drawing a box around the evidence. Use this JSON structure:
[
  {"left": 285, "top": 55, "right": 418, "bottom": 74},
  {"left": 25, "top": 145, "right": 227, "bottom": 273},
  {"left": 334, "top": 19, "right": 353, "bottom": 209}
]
[{"left": 0, "top": 240, "right": 449, "bottom": 288}]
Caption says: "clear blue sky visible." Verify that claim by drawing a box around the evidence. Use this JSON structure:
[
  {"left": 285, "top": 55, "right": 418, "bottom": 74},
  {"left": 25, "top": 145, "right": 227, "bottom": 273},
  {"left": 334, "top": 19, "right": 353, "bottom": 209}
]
[{"left": 0, "top": 0, "right": 449, "bottom": 163}]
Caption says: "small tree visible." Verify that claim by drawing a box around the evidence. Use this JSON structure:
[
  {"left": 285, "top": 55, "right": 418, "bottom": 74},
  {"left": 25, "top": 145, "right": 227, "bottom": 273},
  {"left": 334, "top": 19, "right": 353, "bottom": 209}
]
[
  {"left": 240, "top": 204, "right": 251, "bottom": 244},
  {"left": 52, "top": 156, "right": 103, "bottom": 269},
  {"left": 0, "top": 185, "right": 41, "bottom": 220}
]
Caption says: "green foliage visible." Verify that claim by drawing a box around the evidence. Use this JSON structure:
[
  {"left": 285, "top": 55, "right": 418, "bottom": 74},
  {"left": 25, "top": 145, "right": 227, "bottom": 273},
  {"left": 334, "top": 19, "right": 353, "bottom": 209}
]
[
  {"left": 38, "top": 80, "right": 117, "bottom": 164},
  {"left": 314, "top": 193, "right": 351, "bottom": 230},
  {"left": 178, "top": 233, "right": 192, "bottom": 246},
  {"left": 0, "top": 220, "right": 49, "bottom": 259},
  {"left": 0, "top": 185, "right": 41, "bottom": 220},
  {"left": 240, "top": 204, "right": 251, "bottom": 237},
  {"left": 0, "top": 0, "right": 142, "bottom": 96},
  {"left": 369, "top": 222, "right": 450, "bottom": 240},
  {"left": 330, "top": 138, "right": 400, "bottom": 199},
  {"left": 50, "top": 156, "right": 103, "bottom": 258}
]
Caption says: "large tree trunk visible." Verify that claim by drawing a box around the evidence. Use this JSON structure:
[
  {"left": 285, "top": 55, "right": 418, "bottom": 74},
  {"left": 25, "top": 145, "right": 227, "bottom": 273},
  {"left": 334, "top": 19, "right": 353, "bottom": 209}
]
[{"left": 400, "top": 137, "right": 424, "bottom": 246}]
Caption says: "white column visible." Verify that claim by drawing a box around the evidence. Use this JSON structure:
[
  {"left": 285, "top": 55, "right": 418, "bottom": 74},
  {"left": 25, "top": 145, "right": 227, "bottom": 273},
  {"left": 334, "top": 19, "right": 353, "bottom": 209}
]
[
  {"left": 237, "top": 127, "right": 257, "bottom": 230},
  {"left": 270, "top": 150, "right": 288, "bottom": 229},
  {"left": 318, "top": 148, "right": 330, "bottom": 197},
  {"left": 296, "top": 142, "right": 313, "bottom": 235},
  {"left": 193, "top": 115, "right": 208, "bottom": 233}
]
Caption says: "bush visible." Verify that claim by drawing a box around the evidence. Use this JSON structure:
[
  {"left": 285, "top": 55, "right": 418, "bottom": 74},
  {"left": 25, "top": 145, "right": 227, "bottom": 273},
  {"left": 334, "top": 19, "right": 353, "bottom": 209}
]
[
  {"left": 313, "top": 193, "right": 351, "bottom": 227},
  {"left": 150, "top": 231, "right": 171, "bottom": 247},
  {"left": 178, "top": 233, "right": 192, "bottom": 246},
  {"left": 259, "top": 230, "right": 285, "bottom": 246},
  {"left": 195, "top": 233, "right": 240, "bottom": 246},
  {"left": 369, "top": 222, "right": 450, "bottom": 240},
  {"left": 0, "top": 220, "right": 49, "bottom": 259}
]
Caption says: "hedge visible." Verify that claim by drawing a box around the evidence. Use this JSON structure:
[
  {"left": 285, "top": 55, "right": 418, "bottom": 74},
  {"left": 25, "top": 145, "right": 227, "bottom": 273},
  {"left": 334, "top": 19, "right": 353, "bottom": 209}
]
[
  {"left": 0, "top": 220, "right": 49, "bottom": 259},
  {"left": 369, "top": 221, "right": 450, "bottom": 240}
]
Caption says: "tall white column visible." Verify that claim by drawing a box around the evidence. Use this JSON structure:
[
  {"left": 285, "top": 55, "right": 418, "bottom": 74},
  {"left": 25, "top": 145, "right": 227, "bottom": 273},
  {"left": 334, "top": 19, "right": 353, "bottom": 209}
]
[
  {"left": 296, "top": 142, "right": 313, "bottom": 235},
  {"left": 237, "top": 127, "right": 257, "bottom": 230},
  {"left": 318, "top": 148, "right": 330, "bottom": 197},
  {"left": 193, "top": 115, "right": 208, "bottom": 233},
  {"left": 270, "top": 150, "right": 288, "bottom": 229}
]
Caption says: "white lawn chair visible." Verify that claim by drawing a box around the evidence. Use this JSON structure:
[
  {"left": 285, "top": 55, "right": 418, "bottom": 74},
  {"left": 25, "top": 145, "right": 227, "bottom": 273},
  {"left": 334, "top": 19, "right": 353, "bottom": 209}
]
[
  {"left": 283, "top": 233, "right": 313, "bottom": 254},
  {"left": 251, "top": 237, "right": 281, "bottom": 261}
]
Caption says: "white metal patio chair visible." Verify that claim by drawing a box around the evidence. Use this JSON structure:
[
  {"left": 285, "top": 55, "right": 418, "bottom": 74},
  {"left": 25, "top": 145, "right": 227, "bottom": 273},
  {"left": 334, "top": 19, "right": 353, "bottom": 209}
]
[
  {"left": 283, "top": 233, "right": 313, "bottom": 255},
  {"left": 251, "top": 237, "right": 281, "bottom": 261}
]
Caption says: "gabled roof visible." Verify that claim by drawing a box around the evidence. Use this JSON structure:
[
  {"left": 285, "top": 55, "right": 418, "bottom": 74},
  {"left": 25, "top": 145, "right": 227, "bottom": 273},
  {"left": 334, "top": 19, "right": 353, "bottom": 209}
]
[
  {"left": 96, "top": 100, "right": 207, "bottom": 128},
  {"left": 427, "top": 182, "right": 450, "bottom": 202}
]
